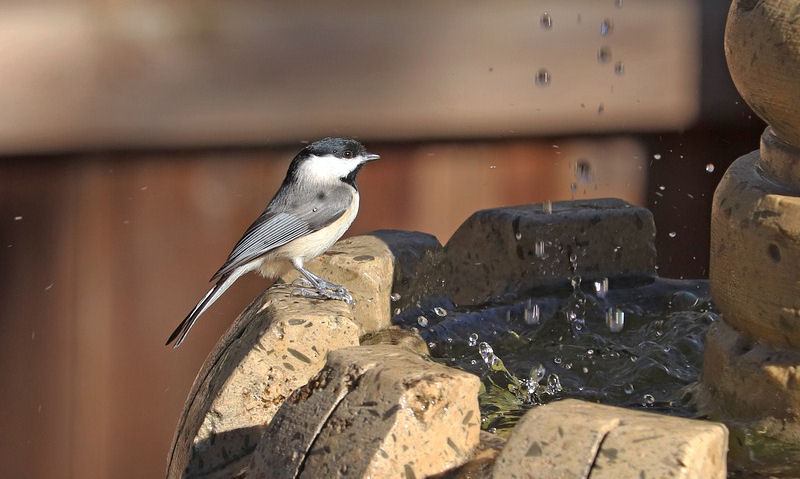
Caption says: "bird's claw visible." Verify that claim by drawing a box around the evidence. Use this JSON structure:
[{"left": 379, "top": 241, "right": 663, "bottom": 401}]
[{"left": 290, "top": 283, "right": 355, "bottom": 306}]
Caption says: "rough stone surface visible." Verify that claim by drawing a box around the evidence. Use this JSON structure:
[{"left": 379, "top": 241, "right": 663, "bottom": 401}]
[
  {"left": 430, "top": 431, "right": 506, "bottom": 479},
  {"left": 281, "top": 234, "right": 394, "bottom": 334},
  {"left": 492, "top": 399, "right": 728, "bottom": 479},
  {"left": 249, "top": 344, "right": 481, "bottom": 479},
  {"left": 710, "top": 150, "right": 800, "bottom": 347},
  {"left": 700, "top": 319, "right": 800, "bottom": 423},
  {"left": 442, "top": 198, "right": 656, "bottom": 305},
  {"left": 758, "top": 127, "right": 800, "bottom": 191},
  {"left": 166, "top": 285, "right": 360, "bottom": 479},
  {"left": 359, "top": 326, "right": 430, "bottom": 356},
  {"left": 725, "top": 0, "right": 800, "bottom": 146}
]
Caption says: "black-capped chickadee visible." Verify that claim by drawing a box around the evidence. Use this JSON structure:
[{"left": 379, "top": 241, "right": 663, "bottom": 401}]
[{"left": 166, "top": 137, "right": 379, "bottom": 348}]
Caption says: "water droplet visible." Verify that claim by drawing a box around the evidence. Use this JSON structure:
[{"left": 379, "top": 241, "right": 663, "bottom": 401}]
[
  {"left": 576, "top": 160, "right": 591, "bottom": 183},
  {"left": 312, "top": 207, "right": 318, "bottom": 212},
  {"left": 417, "top": 316, "right": 429, "bottom": 327},
  {"left": 658, "top": 185, "right": 666, "bottom": 191},
  {"left": 530, "top": 363, "right": 546, "bottom": 382},
  {"left": 582, "top": 366, "right": 589, "bottom": 374},
  {"left": 614, "top": 61, "right": 624, "bottom": 75},
  {"left": 547, "top": 373, "right": 563, "bottom": 393},
  {"left": 535, "top": 240, "right": 546, "bottom": 258},
  {"left": 540, "top": 12, "right": 553, "bottom": 29},
  {"left": 597, "top": 46, "right": 612, "bottom": 64},
  {"left": 605, "top": 308, "right": 625, "bottom": 333},
  {"left": 594, "top": 278, "right": 609, "bottom": 298},
  {"left": 515, "top": 231, "right": 522, "bottom": 241},
  {"left": 468, "top": 333, "right": 479, "bottom": 347},
  {"left": 624, "top": 383, "right": 635, "bottom": 394},
  {"left": 13, "top": 216, "right": 22, "bottom": 221},
  {"left": 668, "top": 231, "right": 677, "bottom": 238},
  {"left": 478, "top": 342, "right": 494, "bottom": 361},
  {"left": 653, "top": 153, "right": 662, "bottom": 160},
  {"left": 524, "top": 300, "right": 540, "bottom": 325},
  {"left": 600, "top": 18, "right": 614, "bottom": 36},
  {"left": 434, "top": 307, "right": 447, "bottom": 317},
  {"left": 642, "top": 393, "right": 655, "bottom": 406},
  {"left": 705, "top": 163, "right": 715, "bottom": 173},
  {"left": 428, "top": 341, "right": 437, "bottom": 350},
  {"left": 554, "top": 356, "right": 562, "bottom": 365},
  {"left": 390, "top": 293, "right": 401, "bottom": 302},
  {"left": 535, "top": 69, "right": 551, "bottom": 87},
  {"left": 543, "top": 200, "right": 553, "bottom": 214},
  {"left": 393, "top": 307, "right": 401, "bottom": 315}
]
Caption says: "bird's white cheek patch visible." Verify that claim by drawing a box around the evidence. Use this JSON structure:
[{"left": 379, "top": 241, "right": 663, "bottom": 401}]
[{"left": 304, "top": 154, "right": 364, "bottom": 181}]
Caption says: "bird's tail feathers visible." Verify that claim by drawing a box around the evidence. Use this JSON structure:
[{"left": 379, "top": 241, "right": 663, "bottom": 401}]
[{"left": 165, "top": 267, "right": 248, "bottom": 348}]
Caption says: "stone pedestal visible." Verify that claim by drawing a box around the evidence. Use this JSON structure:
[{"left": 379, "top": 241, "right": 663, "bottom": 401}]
[{"left": 702, "top": 0, "right": 800, "bottom": 470}]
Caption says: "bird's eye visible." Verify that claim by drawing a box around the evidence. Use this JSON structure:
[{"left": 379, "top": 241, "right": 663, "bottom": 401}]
[{"left": 343, "top": 151, "right": 353, "bottom": 158}]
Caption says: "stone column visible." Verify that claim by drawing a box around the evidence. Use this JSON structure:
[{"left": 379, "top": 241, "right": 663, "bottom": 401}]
[{"left": 701, "top": 0, "right": 800, "bottom": 469}]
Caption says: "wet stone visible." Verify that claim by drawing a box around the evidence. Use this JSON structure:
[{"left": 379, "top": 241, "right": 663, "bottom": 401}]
[
  {"left": 165, "top": 284, "right": 360, "bottom": 479},
  {"left": 250, "top": 344, "right": 481, "bottom": 479},
  {"left": 442, "top": 199, "right": 656, "bottom": 305},
  {"left": 492, "top": 399, "right": 727, "bottom": 479}
]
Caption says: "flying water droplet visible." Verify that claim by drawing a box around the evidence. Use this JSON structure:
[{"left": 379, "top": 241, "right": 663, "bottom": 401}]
[
  {"left": 524, "top": 300, "right": 540, "bottom": 325},
  {"left": 705, "top": 163, "right": 715, "bottom": 173},
  {"left": 535, "top": 240, "right": 546, "bottom": 258},
  {"left": 624, "top": 383, "right": 635, "bottom": 394},
  {"left": 535, "top": 69, "right": 551, "bottom": 87},
  {"left": 515, "top": 231, "right": 523, "bottom": 241},
  {"left": 605, "top": 308, "right": 625, "bottom": 333},
  {"left": 597, "top": 46, "right": 612, "bottom": 64},
  {"left": 653, "top": 153, "right": 662, "bottom": 160},
  {"left": 468, "top": 333, "right": 478, "bottom": 347},
  {"left": 390, "top": 293, "right": 401, "bottom": 302},
  {"left": 478, "top": 342, "right": 494, "bottom": 362},
  {"left": 434, "top": 307, "right": 447, "bottom": 317},
  {"left": 576, "top": 160, "right": 591, "bottom": 183},
  {"left": 642, "top": 393, "right": 656, "bottom": 406},
  {"left": 540, "top": 12, "right": 553, "bottom": 30},
  {"left": 417, "top": 316, "right": 429, "bottom": 327},
  {"left": 530, "top": 363, "right": 546, "bottom": 382},
  {"left": 594, "top": 278, "right": 609, "bottom": 298},
  {"left": 600, "top": 18, "right": 614, "bottom": 36},
  {"left": 668, "top": 231, "right": 677, "bottom": 238}
]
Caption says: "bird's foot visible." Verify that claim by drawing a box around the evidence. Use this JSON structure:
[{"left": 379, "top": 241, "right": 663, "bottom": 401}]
[{"left": 290, "top": 280, "right": 355, "bottom": 306}]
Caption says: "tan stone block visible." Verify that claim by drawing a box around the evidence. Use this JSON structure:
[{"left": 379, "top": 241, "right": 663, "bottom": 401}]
[
  {"left": 700, "top": 319, "right": 800, "bottom": 422},
  {"left": 250, "top": 345, "right": 481, "bottom": 479},
  {"left": 429, "top": 431, "right": 506, "bottom": 479},
  {"left": 442, "top": 199, "right": 656, "bottom": 305},
  {"left": 282, "top": 234, "right": 394, "bottom": 334},
  {"left": 710, "top": 150, "right": 800, "bottom": 347},
  {"left": 166, "top": 284, "right": 360, "bottom": 479},
  {"left": 492, "top": 399, "right": 727, "bottom": 479},
  {"left": 359, "top": 326, "right": 430, "bottom": 356}
]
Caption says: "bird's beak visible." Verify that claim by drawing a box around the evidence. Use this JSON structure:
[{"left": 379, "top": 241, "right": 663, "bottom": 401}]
[{"left": 364, "top": 152, "right": 380, "bottom": 162}]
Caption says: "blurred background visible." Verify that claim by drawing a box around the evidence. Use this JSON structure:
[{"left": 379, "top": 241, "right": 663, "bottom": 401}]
[{"left": 0, "top": 1, "right": 765, "bottom": 477}]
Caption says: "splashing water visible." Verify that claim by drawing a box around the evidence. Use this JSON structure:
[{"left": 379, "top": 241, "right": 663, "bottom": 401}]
[{"left": 392, "top": 278, "right": 716, "bottom": 436}]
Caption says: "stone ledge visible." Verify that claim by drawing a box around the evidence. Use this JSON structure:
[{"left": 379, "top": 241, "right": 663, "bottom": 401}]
[
  {"left": 441, "top": 198, "right": 656, "bottom": 305},
  {"left": 165, "top": 285, "right": 360, "bottom": 479},
  {"left": 492, "top": 399, "right": 728, "bottom": 479}
]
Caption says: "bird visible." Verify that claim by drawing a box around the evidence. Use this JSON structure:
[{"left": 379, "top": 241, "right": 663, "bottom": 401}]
[{"left": 166, "top": 137, "right": 380, "bottom": 348}]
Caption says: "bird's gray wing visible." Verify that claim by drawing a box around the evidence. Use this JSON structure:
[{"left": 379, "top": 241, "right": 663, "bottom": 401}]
[{"left": 210, "top": 184, "right": 354, "bottom": 280}]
